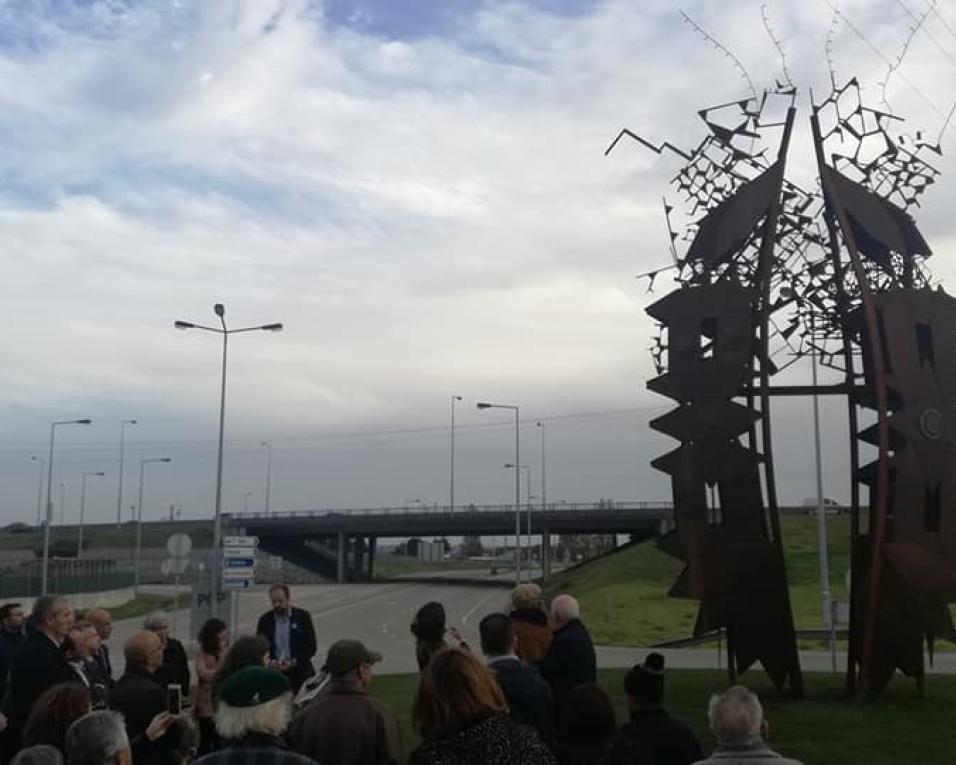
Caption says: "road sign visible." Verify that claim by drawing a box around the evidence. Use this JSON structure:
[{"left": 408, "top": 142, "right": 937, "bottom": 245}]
[
  {"left": 223, "top": 568, "right": 255, "bottom": 579},
  {"left": 166, "top": 533, "right": 193, "bottom": 558},
  {"left": 223, "top": 557, "right": 255, "bottom": 568},
  {"left": 222, "top": 547, "right": 256, "bottom": 559},
  {"left": 224, "top": 536, "right": 258, "bottom": 547},
  {"left": 222, "top": 578, "right": 253, "bottom": 590}
]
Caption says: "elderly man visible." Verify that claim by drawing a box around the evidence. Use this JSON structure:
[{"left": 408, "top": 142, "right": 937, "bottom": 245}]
[
  {"left": 479, "top": 613, "right": 553, "bottom": 744},
  {"left": 110, "top": 630, "right": 181, "bottom": 765},
  {"left": 143, "top": 612, "right": 190, "bottom": 692},
  {"left": 65, "top": 622, "right": 101, "bottom": 691},
  {"left": 86, "top": 609, "right": 114, "bottom": 685},
  {"left": 65, "top": 711, "right": 132, "bottom": 765},
  {"left": 256, "top": 584, "right": 317, "bottom": 692},
  {"left": 288, "top": 640, "right": 400, "bottom": 765},
  {"left": 536, "top": 594, "right": 596, "bottom": 721},
  {"left": 194, "top": 666, "right": 315, "bottom": 765},
  {"left": 5, "top": 596, "right": 76, "bottom": 747},
  {"left": 695, "top": 686, "right": 802, "bottom": 765}
]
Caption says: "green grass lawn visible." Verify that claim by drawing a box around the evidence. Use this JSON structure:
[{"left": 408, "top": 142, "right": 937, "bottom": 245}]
[
  {"left": 369, "top": 668, "right": 956, "bottom": 763},
  {"left": 544, "top": 515, "right": 856, "bottom": 646}
]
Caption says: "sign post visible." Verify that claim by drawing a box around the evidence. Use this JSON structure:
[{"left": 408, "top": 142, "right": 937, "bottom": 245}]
[
  {"left": 164, "top": 533, "right": 192, "bottom": 641},
  {"left": 223, "top": 536, "right": 257, "bottom": 638}
]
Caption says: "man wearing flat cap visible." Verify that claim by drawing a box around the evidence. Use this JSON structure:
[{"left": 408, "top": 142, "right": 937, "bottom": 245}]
[
  {"left": 288, "top": 640, "right": 401, "bottom": 765},
  {"left": 192, "top": 667, "right": 315, "bottom": 765}
]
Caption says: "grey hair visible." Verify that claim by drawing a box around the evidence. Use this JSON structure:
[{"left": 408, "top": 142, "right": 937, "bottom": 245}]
[
  {"left": 11, "top": 745, "right": 64, "bottom": 765},
  {"left": 31, "top": 596, "right": 68, "bottom": 625},
  {"left": 215, "top": 692, "right": 293, "bottom": 739},
  {"left": 66, "top": 711, "right": 129, "bottom": 765},
  {"left": 550, "top": 594, "right": 580, "bottom": 621},
  {"left": 708, "top": 685, "right": 764, "bottom": 746},
  {"left": 143, "top": 611, "right": 170, "bottom": 632}
]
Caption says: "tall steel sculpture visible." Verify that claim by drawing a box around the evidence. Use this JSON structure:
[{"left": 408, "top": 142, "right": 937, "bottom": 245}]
[{"left": 610, "top": 74, "right": 956, "bottom": 698}]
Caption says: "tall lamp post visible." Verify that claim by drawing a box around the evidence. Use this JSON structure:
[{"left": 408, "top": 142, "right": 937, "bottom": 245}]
[
  {"left": 116, "top": 419, "right": 138, "bottom": 528},
  {"left": 450, "top": 395, "right": 462, "bottom": 512},
  {"left": 536, "top": 421, "right": 547, "bottom": 571},
  {"left": 504, "top": 463, "right": 532, "bottom": 573},
  {"left": 78, "top": 471, "right": 106, "bottom": 558},
  {"left": 175, "top": 303, "right": 283, "bottom": 616},
  {"left": 243, "top": 491, "right": 253, "bottom": 514},
  {"left": 30, "top": 456, "right": 45, "bottom": 527},
  {"left": 477, "top": 401, "right": 521, "bottom": 585},
  {"left": 261, "top": 441, "right": 273, "bottom": 515},
  {"left": 42, "top": 418, "right": 92, "bottom": 595},
  {"left": 134, "top": 457, "right": 171, "bottom": 591}
]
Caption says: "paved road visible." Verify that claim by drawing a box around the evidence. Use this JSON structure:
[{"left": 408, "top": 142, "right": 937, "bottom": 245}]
[{"left": 105, "top": 582, "right": 956, "bottom": 679}]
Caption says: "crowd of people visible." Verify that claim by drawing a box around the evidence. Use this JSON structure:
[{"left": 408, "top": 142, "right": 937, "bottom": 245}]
[{"left": 0, "top": 582, "right": 804, "bottom": 765}]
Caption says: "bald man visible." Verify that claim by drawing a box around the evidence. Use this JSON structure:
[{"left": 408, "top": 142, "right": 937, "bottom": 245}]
[
  {"left": 109, "top": 632, "right": 167, "bottom": 743},
  {"left": 536, "top": 594, "right": 596, "bottom": 721},
  {"left": 86, "top": 609, "right": 114, "bottom": 685}
]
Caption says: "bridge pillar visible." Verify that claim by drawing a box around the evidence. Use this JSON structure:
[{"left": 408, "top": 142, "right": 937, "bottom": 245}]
[
  {"left": 367, "top": 536, "right": 377, "bottom": 579},
  {"left": 336, "top": 532, "right": 345, "bottom": 584},
  {"left": 542, "top": 528, "right": 552, "bottom": 580},
  {"left": 352, "top": 536, "right": 363, "bottom": 578}
]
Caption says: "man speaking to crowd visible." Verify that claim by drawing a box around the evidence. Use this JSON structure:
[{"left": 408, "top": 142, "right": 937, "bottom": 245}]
[{"left": 256, "top": 584, "right": 316, "bottom": 692}]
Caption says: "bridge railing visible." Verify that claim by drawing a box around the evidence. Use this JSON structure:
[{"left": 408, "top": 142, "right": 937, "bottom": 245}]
[{"left": 227, "top": 500, "right": 674, "bottom": 521}]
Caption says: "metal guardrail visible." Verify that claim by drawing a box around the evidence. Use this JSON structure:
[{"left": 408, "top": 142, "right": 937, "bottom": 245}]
[{"left": 228, "top": 500, "right": 675, "bottom": 521}]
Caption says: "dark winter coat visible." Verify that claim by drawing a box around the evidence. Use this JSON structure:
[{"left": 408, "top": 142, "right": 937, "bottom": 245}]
[
  {"left": 535, "top": 619, "right": 597, "bottom": 717},
  {"left": 154, "top": 637, "right": 191, "bottom": 692},
  {"left": 408, "top": 713, "right": 556, "bottom": 765},
  {"left": 4, "top": 630, "right": 76, "bottom": 738},
  {"left": 288, "top": 677, "right": 401, "bottom": 765},
  {"left": 487, "top": 656, "right": 553, "bottom": 744},
  {"left": 110, "top": 663, "right": 182, "bottom": 765},
  {"left": 607, "top": 708, "right": 701, "bottom": 765}
]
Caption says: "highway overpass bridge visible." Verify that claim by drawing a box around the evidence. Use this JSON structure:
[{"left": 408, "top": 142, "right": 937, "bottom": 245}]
[{"left": 226, "top": 501, "right": 674, "bottom": 583}]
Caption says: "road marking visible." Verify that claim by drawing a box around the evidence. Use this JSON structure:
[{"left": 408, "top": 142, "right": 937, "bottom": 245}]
[{"left": 461, "top": 589, "right": 503, "bottom": 627}]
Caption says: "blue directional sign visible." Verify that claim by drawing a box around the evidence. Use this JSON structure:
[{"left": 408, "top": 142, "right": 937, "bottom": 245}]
[{"left": 223, "top": 557, "right": 255, "bottom": 568}]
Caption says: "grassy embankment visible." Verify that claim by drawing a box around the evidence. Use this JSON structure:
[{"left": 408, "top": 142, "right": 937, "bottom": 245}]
[
  {"left": 544, "top": 514, "right": 856, "bottom": 646},
  {"left": 370, "top": 667, "right": 956, "bottom": 763}
]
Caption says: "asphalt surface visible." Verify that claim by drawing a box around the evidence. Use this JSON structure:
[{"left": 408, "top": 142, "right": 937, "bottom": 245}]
[{"left": 106, "top": 582, "right": 956, "bottom": 679}]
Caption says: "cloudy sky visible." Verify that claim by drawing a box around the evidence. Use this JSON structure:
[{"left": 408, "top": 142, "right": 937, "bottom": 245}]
[{"left": 2, "top": 0, "right": 956, "bottom": 528}]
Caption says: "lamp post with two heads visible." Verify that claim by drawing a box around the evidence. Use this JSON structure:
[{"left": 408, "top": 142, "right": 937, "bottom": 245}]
[{"left": 477, "top": 402, "right": 521, "bottom": 585}]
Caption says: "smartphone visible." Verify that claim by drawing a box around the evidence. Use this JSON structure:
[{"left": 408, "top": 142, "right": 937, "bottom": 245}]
[{"left": 167, "top": 684, "right": 182, "bottom": 715}]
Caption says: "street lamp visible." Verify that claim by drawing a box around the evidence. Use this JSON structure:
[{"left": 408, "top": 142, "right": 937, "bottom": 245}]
[
  {"left": 505, "top": 463, "right": 533, "bottom": 574},
  {"left": 116, "top": 419, "right": 138, "bottom": 528},
  {"left": 261, "top": 442, "right": 273, "bottom": 515},
  {"left": 450, "top": 396, "right": 463, "bottom": 512},
  {"left": 30, "top": 456, "right": 44, "bottom": 527},
  {"left": 243, "top": 491, "right": 253, "bottom": 514},
  {"left": 42, "top": 418, "right": 92, "bottom": 595},
  {"left": 175, "top": 303, "right": 283, "bottom": 616},
  {"left": 537, "top": 421, "right": 547, "bottom": 575},
  {"left": 134, "top": 457, "right": 171, "bottom": 591},
  {"left": 477, "top": 401, "right": 521, "bottom": 584},
  {"left": 78, "top": 471, "right": 106, "bottom": 558}
]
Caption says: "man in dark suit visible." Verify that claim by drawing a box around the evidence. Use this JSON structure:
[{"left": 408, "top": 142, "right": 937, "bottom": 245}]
[
  {"left": 256, "top": 583, "right": 316, "bottom": 691},
  {"left": 86, "top": 608, "right": 114, "bottom": 685},
  {"left": 480, "top": 612, "right": 553, "bottom": 744},
  {"left": 4, "top": 595, "right": 77, "bottom": 750},
  {"left": 0, "top": 604, "right": 26, "bottom": 670}
]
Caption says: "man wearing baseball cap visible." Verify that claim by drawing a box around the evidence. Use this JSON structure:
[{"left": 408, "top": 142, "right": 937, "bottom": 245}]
[
  {"left": 288, "top": 640, "right": 401, "bottom": 765},
  {"left": 193, "top": 667, "right": 314, "bottom": 765}
]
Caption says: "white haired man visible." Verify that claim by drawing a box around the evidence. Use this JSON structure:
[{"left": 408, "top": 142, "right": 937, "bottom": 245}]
[
  {"left": 694, "top": 686, "right": 802, "bottom": 764},
  {"left": 65, "top": 710, "right": 132, "bottom": 765},
  {"left": 143, "top": 611, "right": 190, "bottom": 692},
  {"left": 536, "top": 594, "right": 596, "bottom": 721},
  {"left": 193, "top": 666, "right": 315, "bottom": 765}
]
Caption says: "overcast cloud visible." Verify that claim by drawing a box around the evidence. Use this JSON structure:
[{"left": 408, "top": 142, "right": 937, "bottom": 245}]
[{"left": 2, "top": 0, "right": 956, "bottom": 527}]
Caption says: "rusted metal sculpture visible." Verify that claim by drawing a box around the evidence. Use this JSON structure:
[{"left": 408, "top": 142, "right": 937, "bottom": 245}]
[
  {"left": 610, "top": 74, "right": 956, "bottom": 698},
  {"left": 609, "top": 90, "right": 806, "bottom": 695}
]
